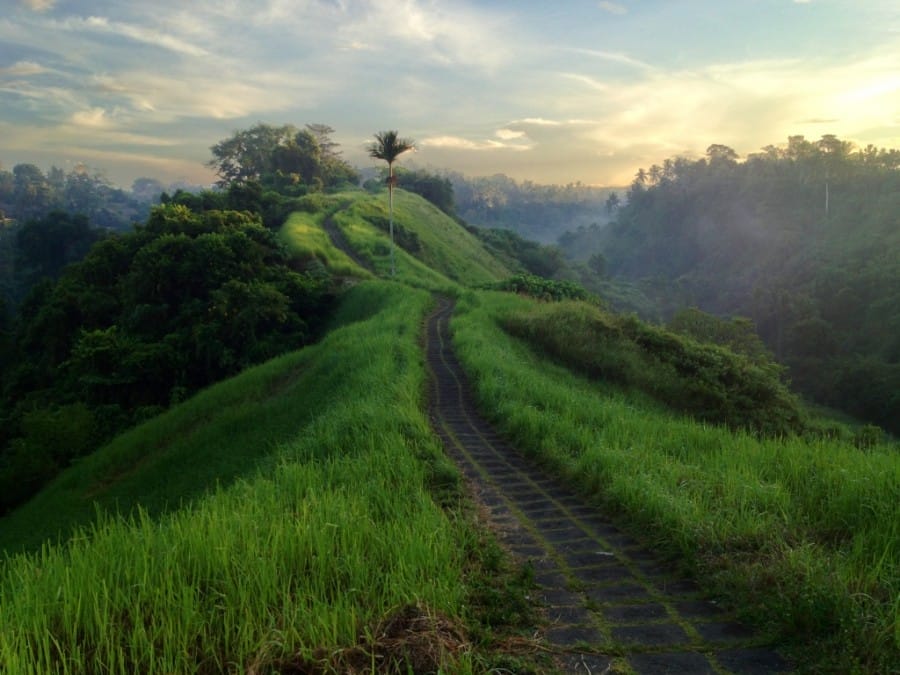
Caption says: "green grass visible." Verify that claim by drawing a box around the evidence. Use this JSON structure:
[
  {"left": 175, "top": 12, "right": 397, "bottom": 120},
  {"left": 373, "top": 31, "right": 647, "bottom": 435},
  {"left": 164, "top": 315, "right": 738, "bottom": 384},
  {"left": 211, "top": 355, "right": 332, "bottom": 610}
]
[
  {"left": 0, "top": 283, "right": 486, "bottom": 673},
  {"left": 0, "top": 282, "right": 413, "bottom": 556},
  {"left": 451, "top": 290, "right": 900, "bottom": 673},
  {"left": 329, "top": 190, "right": 510, "bottom": 290},
  {"left": 502, "top": 299, "right": 804, "bottom": 437},
  {"left": 279, "top": 207, "right": 371, "bottom": 278}
]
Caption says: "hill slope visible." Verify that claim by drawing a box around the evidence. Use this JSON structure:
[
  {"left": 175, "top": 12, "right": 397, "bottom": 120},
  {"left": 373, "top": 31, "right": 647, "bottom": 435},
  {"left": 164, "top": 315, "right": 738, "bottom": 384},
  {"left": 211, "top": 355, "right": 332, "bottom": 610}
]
[
  {"left": 280, "top": 190, "right": 512, "bottom": 290},
  {"left": 2, "top": 187, "right": 898, "bottom": 673}
]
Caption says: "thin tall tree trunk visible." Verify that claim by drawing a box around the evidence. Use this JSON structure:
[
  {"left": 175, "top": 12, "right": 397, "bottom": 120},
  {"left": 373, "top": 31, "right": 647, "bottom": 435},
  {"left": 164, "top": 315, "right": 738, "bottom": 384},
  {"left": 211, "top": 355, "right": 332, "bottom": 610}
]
[{"left": 388, "top": 163, "right": 395, "bottom": 277}]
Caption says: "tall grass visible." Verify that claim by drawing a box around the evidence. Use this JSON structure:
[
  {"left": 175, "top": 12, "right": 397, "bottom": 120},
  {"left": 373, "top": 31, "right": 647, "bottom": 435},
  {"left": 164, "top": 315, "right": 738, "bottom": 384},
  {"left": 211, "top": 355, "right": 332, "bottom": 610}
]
[
  {"left": 0, "top": 283, "right": 478, "bottom": 673},
  {"left": 452, "top": 290, "right": 900, "bottom": 673}
]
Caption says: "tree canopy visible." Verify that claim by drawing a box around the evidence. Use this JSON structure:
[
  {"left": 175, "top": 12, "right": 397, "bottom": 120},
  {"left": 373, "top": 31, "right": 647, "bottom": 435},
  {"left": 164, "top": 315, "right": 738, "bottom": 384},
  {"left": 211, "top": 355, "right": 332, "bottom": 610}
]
[
  {"left": 0, "top": 204, "right": 334, "bottom": 514},
  {"left": 208, "top": 123, "right": 358, "bottom": 190},
  {"left": 584, "top": 134, "right": 900, "bottom": 432}
]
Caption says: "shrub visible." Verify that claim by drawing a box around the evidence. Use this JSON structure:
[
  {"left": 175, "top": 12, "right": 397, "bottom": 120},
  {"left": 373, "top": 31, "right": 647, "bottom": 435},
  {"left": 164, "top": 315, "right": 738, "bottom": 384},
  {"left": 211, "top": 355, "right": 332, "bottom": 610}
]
[
  {"left": 489, "top": 273, "right": 592, "bottom": 302},
  {"left": 503, "top": 301, "right": 806, "bottom": 436}
]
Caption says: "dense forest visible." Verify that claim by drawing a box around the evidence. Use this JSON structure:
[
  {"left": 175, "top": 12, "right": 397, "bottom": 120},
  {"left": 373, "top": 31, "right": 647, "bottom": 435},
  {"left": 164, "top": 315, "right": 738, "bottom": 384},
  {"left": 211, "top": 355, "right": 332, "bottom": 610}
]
[
  {"left": 0, "top": 123, "right": 361, "bottom": 513},
  {"left": 574, "top": 135, "right": 900, "bottom": 433},
  {"left": 441, "top": 171, "right": 616, "bottom": 244}
]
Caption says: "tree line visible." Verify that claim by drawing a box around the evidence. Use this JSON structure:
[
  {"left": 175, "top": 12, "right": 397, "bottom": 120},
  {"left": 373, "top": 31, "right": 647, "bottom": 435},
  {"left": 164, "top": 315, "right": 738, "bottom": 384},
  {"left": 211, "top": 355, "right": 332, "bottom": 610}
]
[
  {"left": 0, "top": 122, "right": 363, "bottom": 514},
  {"left": 582, "top": 134, "right": 900, "bottom": 433}
]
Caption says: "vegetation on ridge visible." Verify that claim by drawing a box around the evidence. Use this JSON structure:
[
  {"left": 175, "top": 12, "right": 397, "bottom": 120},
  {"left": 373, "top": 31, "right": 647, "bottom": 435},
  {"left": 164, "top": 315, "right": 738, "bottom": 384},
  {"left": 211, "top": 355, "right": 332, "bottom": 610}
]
[
  {"left": 503, "top": 300, "right": 804, "bottom": 437},
  {"left": 452, "top": 289, "right": 900, "bottom": 673},
  {"left": 0, "top": 283, "right": 540, "bottom": 673}
]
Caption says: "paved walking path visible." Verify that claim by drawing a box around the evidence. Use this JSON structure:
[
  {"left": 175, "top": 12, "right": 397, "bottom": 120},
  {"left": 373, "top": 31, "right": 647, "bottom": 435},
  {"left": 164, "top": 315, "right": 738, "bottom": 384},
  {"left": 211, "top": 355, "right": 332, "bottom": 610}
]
[
  {"left": 425, "top": 297, "right": 793, "bottom": 674},
  {"left": 322, "top": 214, "right": 373, "bottom": 272}
]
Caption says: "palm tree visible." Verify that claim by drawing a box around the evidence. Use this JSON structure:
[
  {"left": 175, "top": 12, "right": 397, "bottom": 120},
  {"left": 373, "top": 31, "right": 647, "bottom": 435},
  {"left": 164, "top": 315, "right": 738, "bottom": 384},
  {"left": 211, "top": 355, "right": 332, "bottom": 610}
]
[{"left": 368, "top": 130, "right": 415, "bottom": 276}]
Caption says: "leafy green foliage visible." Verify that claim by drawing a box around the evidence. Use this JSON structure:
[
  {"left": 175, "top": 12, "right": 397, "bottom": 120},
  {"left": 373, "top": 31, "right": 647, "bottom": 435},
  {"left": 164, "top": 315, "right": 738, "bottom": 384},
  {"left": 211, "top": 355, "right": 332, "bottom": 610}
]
[
  {"left": 0, "top": 204, "right": 333, "bottom": 514},
  {"left": 503, "top": 300, "right": 805, "bottom": 436},
  {"left": 591, "top": 135, "right": 900, "bottom": 432},
  {"left": 14, "top": 210, "right": 108, "bottom": 289},
  {"left": 390, "top": 168, "right": 456, "bottom": 215},
  {"left": 668, "top": 306, "right": 775, "bottom": 366},
  {"left": 207, "top": 122, "right": 358, "bottom": 190},
  {"left": 490, "top": 272, "right": 591, "bottom": 302},
  {"left": 469, "top": 227, "right": 566, "bottom": 278},
  {"left": 0, "top": 162, "right": 150, "bottom": 230}
]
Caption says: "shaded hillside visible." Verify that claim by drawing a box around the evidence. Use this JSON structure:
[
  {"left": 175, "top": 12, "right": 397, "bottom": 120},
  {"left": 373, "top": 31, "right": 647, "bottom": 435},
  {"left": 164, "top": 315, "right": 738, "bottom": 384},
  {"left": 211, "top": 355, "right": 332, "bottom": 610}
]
[{"left": 593, "top": 136, "right": 900, "bottom": 432}]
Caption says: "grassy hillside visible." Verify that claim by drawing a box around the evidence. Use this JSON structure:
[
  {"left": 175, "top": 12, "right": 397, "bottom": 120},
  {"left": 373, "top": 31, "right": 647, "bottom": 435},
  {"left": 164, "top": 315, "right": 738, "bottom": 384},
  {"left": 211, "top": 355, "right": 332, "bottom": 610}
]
[
  {"left": 4, "top": 186, "right": 897, "bottom": 673},
  {"left": 332, "top": 190, "right": 511, "bottom": 286},
  {"left": 277, "top": 189, "right": 512, "bottom": 293},
  {"left": 451, "top": 290, "right": 900, "bottom": 673},
  {"left": 0, "top": 283, "right": 511, "bottom": 673},
  {"left": 279, "top": 203, "right": 372, "bottom": 278}
]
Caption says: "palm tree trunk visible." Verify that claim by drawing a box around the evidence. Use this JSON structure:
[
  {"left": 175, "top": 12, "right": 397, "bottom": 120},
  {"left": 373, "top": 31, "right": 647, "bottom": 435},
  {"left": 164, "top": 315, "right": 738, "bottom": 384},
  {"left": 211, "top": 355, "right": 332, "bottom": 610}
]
[{"left": 388, "top": 164, "right": 396, "bottom": 277}]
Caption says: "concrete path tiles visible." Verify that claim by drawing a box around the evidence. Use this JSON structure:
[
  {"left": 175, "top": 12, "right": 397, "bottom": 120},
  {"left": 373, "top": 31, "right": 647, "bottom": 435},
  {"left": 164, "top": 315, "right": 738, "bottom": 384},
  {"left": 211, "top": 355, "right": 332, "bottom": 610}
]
[{"left": 425, "top": 298, "right": 793, "bottom": 674}]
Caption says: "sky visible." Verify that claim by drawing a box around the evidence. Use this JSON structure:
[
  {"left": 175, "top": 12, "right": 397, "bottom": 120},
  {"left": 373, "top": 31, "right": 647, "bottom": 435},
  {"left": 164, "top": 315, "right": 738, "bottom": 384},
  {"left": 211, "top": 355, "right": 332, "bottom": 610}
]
[{"left": 1, "top": 0, "right": 898, "bottom": 189}]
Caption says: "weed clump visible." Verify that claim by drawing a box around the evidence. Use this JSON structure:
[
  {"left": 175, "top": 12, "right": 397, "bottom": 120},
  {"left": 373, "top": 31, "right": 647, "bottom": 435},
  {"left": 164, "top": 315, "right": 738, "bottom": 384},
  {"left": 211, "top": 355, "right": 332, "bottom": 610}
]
[{"left": 270, "top": 604, "right": 469, "bottom": 674}]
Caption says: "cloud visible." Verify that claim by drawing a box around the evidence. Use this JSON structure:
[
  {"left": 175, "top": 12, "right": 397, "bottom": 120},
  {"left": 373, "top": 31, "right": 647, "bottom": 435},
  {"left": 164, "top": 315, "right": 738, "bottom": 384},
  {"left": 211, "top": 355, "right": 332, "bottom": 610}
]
[
  {"left": 19, "top": 0, "right": 55, "bottom": 11},
  {"left": 562, "top": 73, "right": 610, "bottom": 92},
  {"left": 597, "top": 1, "right": 627, "bottom": 15},
  {"left": 495, "top": 128, "right": 526, "bottom": 140},
  {"left": 332, "top": 0, "right": 514, "bottom": 70},
  {"left": 567, "top": 48, "right": 656, "bottom": 72},
  {"left": 0, "top": 60, "right": 48, "bottom": 76},
  {"left": 56, "top": 15, "right": 209, "bottom": 57},
  {"left": 516, "top": 118, "right": 562, "bottom": 126},
  {"left": 421, "top": 134, "right": 531, "bottom": 151},
  {"left": 70, "top": 107, "right": 110, "bottom": 128}
]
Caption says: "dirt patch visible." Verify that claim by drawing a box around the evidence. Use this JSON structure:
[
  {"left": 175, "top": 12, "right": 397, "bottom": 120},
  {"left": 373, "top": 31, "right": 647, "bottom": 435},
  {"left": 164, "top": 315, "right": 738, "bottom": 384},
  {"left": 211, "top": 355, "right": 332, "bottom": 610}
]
[{"left": 266, "top": 603, "right": 469, "bottom": 674}]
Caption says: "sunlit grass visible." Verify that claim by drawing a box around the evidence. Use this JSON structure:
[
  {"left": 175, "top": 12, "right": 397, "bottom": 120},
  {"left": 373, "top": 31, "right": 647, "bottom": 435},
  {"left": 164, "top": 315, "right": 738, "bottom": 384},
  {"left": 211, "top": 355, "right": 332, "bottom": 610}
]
[
  {"left": 331, "top": 190, "right": 509, "bottom": 289},
  {"left": 452, "top": 289, "right": 900, "bottom": 673},
  {"left": 0, "top": 283, "right": 482, "bottom": 673},
  {"left": 279, "top": 206, "right": 371, "bottom": 277}
]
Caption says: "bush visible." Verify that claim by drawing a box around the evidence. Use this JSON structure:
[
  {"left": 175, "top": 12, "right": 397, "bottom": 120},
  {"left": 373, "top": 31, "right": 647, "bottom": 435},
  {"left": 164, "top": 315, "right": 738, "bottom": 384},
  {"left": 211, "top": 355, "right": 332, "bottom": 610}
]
[
  {"left": 503, "top": 301, "right": 806, "bottom": 436},
  {"left": 489, "top": 273, "right": 592, "bottom": 302}
]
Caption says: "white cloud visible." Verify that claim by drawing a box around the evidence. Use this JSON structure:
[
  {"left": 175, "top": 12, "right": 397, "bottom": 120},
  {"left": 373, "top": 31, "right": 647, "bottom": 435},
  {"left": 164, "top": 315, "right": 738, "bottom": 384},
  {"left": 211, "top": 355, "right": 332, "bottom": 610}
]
[
  {"left": 0, "top": 60, "right": 48, "bottom": 76},
  {"left": 19, "top": 0, "right": 55, "bottom": 12},
  {"left": 516, "top": 118, "right": 562, "bottom": 126},
  {"left": 495, "top": 128, "right": 526, "bottom": 140},
  {"left": 332, "top": 0, "right": 514, "bottom": 70},
  {"left": 567, "top": 48, "right": 656, "bottom": 72},
  {"left": 71, "top": 107, "right": 110, "bottom": 128},
  {"left": 421, "top": 134, "right": 531, "bottom": 151},
  {"left": 597, "top": 1, "right": 627, "bottom": 15},
  {"left": 562, "top": 73, "right": 610, "bottom": 92},
  {"left": 57, "top": 15, "right": 209, "bottom": 57}
]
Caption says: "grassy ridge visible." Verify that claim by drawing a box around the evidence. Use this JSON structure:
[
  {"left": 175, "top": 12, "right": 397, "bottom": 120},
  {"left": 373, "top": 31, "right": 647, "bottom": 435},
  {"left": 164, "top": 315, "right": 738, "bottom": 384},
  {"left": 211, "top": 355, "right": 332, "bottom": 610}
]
[
  {"left": 0, "top": 283, "right": 483, "bottom": 673},
  {"left": 330, "top": 190, "right": 510, "bottom": 289},
  {"left": 279, "top": 206, "right": 371, "bottom": 277},
  {"left": 451, "top": 290, "right": 900, "bottom": 673}
]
